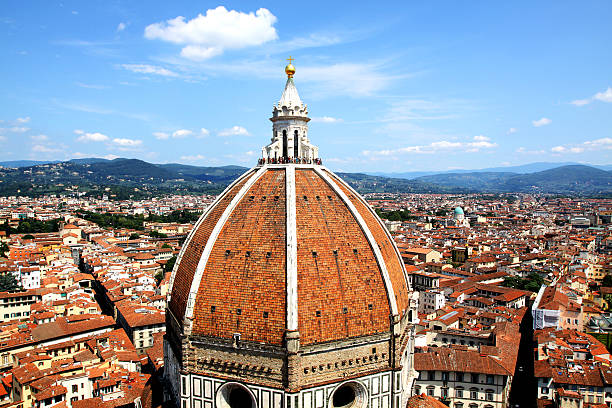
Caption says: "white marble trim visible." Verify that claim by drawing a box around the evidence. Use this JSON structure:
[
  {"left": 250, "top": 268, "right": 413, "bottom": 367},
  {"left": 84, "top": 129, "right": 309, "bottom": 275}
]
[{"left": 285, "top": 166, "right": 298, "bottom": 331}]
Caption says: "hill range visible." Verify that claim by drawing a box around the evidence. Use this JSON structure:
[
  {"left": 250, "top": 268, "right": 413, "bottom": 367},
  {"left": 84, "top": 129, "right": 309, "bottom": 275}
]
[{"left": 0, "top": 158, "right": 611, "bottom": 197}]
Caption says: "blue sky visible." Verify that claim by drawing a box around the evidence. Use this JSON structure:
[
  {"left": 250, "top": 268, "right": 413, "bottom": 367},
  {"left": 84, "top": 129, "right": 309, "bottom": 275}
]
[{"left": 1, "top": 1, "right": 611, "bottom": 172}]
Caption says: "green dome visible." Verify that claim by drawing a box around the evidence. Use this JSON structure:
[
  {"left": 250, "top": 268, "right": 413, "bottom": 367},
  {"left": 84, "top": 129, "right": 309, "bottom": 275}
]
[{"left": 454, "top": 206, "right": 464, "bottom": 215}]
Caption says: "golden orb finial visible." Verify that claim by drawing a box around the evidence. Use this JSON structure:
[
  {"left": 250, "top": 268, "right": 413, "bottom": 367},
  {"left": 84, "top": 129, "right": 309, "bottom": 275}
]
[{"left": 285, "top": 56, "right": 295, "bottom": 78}]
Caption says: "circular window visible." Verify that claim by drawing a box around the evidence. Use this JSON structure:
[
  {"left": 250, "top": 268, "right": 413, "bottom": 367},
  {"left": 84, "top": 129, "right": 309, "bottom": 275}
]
[
  {"left": 216, "top": 383, "right": 256, "bottom": 408},
  {"left": 329, "top": 382, "right": 367, "bottom": 408}
]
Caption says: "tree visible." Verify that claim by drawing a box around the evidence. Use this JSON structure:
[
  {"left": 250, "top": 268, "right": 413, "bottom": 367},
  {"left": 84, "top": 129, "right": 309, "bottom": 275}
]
[
  {"left": 502, "top": 276, "right": 523, "bottom": 289},
  {"left": 164, "top": 255, "right": 177, "bottom": 274},
  {"left": 155, "top": 271, "right": 164, "bottom": 285},
  {"left": 0, "top": 273, "right": 21, "bottom": 292},
  {"left": 161, "top": 243, "right": 171, "bottom": 249},
  {"left": 502, "top": 272, "right": 544, "bottom": 293},
  {"left": 602, "top": 275, "right": 612, "bottom": 288},
  {"left": 0, "top": 242, "right": 8, "bottom": 258},
  {"left": 149, "top": 230, "right": 168, "bottom": 238},
  {"left": 129, "top": 233, "right": 140, "bottom": 240},
  {"left": 22, "top": 234, "right": 34, "bottom": 240}
]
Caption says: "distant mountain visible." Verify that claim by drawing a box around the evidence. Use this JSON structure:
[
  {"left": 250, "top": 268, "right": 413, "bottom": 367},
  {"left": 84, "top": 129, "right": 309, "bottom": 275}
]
[
  {"left": 501, "top": 165, "right": 612, "bottom": 194},
  {"left": 85, "top": 158, "right": 178, "bottom": 180},
  {"left": 68, "top": 158, "right": 112, "bottom": 165},
  {"left": 371, "top": 161, "right": 612, "bottom": 179},
  {"left": 337, "top": 172, "right": 472, "bottom": 194},
  {"left": 158, "top": 164, "right": 248, "bottom": 183},
  {"left": 0, "top": 158, "right": 226, "bottom": 198},
  {"left": 0, "top": 160, "right": 57, "bottom": 168},
  {"left": 416, "top": 165, "right": 612, "bottom": 195},
  {"left": 416, "top": 172, "right": 517, "bottom": 191},
  {"left": 0, "top": 158, "right": 610, "bottom": 198}
]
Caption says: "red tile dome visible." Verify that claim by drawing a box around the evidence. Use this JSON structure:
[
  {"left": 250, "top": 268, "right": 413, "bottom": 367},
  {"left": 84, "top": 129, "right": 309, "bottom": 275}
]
[{"left": 167, "top": 164, "right": 411, "bottom": 346}]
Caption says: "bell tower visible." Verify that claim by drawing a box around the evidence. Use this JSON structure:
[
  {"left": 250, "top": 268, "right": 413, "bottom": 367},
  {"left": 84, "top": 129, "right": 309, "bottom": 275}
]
[{"left": 262, "top": 57, "right": 319, "bottom": 162}]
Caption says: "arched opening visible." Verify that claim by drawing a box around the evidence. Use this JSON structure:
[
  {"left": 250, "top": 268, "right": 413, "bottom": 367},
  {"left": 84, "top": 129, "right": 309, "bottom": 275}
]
[
  {"left": 216, "top": 383, "right": 256, "bottom": 408},
  {"left": 333, "top": 386, "right": 355, "bottom": 408},
  {"left": 282, "top": 130, "right": 288, "bottom": 158},
  {"left": 329, "top": 382, "right": 367, "bottom": 408},
  {"left": 229, "top": 387, "right": 252, "bottom": 407},
  {"left": 294, "top": 130, "right": 299, "bottom": 158}
]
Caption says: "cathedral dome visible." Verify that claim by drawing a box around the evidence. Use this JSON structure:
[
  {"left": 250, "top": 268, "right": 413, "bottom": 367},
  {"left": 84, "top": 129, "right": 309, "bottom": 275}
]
[
  {"left": 454, "top": 206, "right": 464, "bottom": 216},
  {"left": 167, "top": 164, "right": 412, "bottom": 345},
  {"left": 164, "top": 62, "right": 417, "bottom": 408}
]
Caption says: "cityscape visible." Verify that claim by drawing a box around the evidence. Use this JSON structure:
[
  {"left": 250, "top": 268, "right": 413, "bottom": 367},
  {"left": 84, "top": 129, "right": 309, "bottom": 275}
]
[{"left": 1, "top": 2, "right": 612, "bottom": 408}]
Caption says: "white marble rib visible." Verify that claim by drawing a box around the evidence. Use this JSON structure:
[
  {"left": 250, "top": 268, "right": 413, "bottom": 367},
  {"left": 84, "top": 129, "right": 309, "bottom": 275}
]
[{"left": 285, "top": 166, "right": 298, "bottom": 331}]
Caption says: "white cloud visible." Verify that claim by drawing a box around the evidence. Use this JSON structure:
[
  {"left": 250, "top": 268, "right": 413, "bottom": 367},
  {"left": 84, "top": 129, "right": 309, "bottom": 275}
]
[
  {"left": 430, "top": 141, "right": 462, "bottom": 149},
  {"left": 551, "top": 146, "right": 566, "bottom": 153},
  {"left": 172, "top": 129, "right": 193, "bottom": 138},
  {"left": 0, "top": 135, "right": 6, "bottom": 142},
  {"left": 583, "top": 137, "right": 612, "bottom": 148},
  {"left": 218, "top": 125, "right": 250, "bottom": 137},
  {"left": 275, "top": 33, "right": 344, "bottom": 52},
  {"left": 466, "top": 141, "right": 496, "bottom": 151},
  {"left": 181, "top": 45, "right": 223, "bottom": 60},
  {"left": 570, "top": 99, "right": 590, "bottom": 107},
  {"left": 507, "top": 128, "right": 517, "bottom": 134},
  {"left": 551, "top": 137, "right": 612, "bottom": 154},
  {"left": 155, "top": 129, "right": 206, "bottom": 139},
  {"left": 532, "top": 117, "right": 551, "bottom": 127},
  {"left": 74, "top": 152, "right": 120, "bottom": 160},
  {"left": 121, "top": 64, "right": 178, "bottom": 77},
  {"left": 32, "top": 144, "right": 60, "bottom": 153},
  {"left": 153, "top": 132, "right": 169, "bottom": 140},
  {"left": 311, "top": 116, "right": 343, "bottom": 123},
  {"left": 112, "top": 138, "right": 142, "bottom": 148},
  {"left": 75, "top": 130, "right": 109, "bottom": 142},
  {"left": 571, "top": 87, "right": 612, "bottom": 106},
  {"left": 594, "top": 87, "right": 612, "bottom": 103},
  {"left": 473, "top": 135, "right": 490, "bottom": 142},
  {"left": 30, "top": 134, "right": 48, "bottom": 142},
  {"left": 2, "top": 126, "right": 30, "bottom": 133},
  {"left": 16, "top": 117, "right": 30, "bottom": 123},
  {"left": 75, "top": 82, "right": 107, "bottom": 89},
  {"left": 180, "top": 154, "right": 206, "bottom": 162},
  {"left": 299, "top": 62, "right": 401, "bottom": 97},
  {"left": 144, "top": 6, "right": 278, "bottom": 60},
  {"left": 362, "top": 138, "right": 497, "bottom": 157},
  {"left": 55, "top": 100, "right": 151, "bottom": 121},
  {"left": 516, "top": 147, "right": 545, "bottom": 155},
  {"left": 166, "top": 58, "right": 401, "bottom": 97},
  {"left": 117, "top": 22, "right": 126, "bottom": 32}
]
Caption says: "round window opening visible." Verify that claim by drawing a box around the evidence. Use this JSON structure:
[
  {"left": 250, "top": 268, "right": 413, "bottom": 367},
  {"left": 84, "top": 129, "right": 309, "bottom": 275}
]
[
  {"left": 330, "top": 382, "right": 367, "bottom": 408},
  {"left": 216, "top": 383, "right": 255, "bottom": 408}
]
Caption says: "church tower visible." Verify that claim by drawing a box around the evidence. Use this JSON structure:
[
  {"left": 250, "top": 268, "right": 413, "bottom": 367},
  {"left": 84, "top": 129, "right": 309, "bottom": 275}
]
[{"left": 164, "top": 60, "right": 418, "bottom": 408}]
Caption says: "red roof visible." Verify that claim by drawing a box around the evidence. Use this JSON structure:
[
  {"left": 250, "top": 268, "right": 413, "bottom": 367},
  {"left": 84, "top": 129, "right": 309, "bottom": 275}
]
[{"left": 170, "top": 167, "right": 411, "bottom": 346}]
